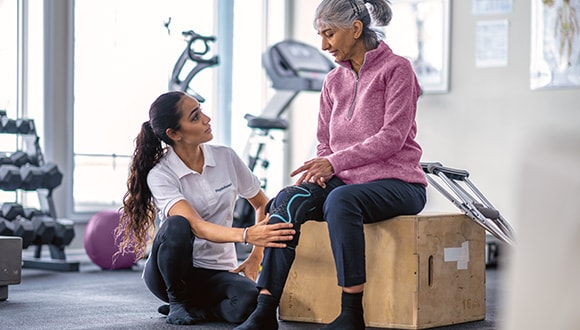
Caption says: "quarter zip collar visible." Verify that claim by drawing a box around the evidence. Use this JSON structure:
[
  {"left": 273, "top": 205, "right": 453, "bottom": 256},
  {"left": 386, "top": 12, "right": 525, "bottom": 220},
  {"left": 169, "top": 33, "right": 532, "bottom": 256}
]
[{"left": 333, "top": 42, "right": 391, "bottom": 120}]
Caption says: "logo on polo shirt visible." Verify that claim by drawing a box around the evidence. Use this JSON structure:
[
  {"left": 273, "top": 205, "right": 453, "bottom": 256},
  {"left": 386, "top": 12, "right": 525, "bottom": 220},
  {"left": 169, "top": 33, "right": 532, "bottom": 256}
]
[{"left": 215, "top": 183, "right": 232, "bottom": 192}]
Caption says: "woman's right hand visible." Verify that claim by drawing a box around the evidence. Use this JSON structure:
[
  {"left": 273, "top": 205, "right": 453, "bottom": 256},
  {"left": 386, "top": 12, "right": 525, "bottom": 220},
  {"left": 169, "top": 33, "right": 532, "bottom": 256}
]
[{"left": 245, "top": 215, "right": 295, "bottom": 248}]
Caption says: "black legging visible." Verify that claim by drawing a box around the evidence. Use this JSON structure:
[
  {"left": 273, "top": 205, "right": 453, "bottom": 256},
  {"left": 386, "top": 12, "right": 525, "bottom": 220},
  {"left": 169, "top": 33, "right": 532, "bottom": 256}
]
[{"left": 143, "top": 215, "right": 258, "bottom": 323}]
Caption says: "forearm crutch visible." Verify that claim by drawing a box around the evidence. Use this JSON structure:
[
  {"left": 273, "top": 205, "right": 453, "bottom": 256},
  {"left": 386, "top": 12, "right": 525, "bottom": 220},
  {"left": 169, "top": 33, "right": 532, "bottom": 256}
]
[{"left": 421, "top": 162, "right": 516, "bottom": 245}]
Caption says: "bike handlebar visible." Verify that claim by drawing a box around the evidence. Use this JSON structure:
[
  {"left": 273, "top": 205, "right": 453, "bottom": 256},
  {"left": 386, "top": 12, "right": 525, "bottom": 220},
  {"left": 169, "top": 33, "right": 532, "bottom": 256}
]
[{"left": 181, "top": 30, "right": 218, "bottom": 64}]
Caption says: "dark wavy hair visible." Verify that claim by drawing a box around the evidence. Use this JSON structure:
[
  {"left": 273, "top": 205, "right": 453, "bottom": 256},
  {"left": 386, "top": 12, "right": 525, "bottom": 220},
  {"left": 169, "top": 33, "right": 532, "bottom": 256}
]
[{"left": 114, "top": 91, "right": 185, "bottom": 260}]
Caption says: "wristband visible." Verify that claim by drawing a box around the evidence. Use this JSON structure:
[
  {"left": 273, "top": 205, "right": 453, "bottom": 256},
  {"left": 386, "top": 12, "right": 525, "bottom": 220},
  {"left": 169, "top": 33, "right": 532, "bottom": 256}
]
[{"left": 242, "top": 227, "right": 249, "bottom": 245}]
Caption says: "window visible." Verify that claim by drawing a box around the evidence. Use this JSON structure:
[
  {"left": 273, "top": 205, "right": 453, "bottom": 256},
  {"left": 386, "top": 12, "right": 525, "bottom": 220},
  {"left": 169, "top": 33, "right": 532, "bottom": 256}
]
[
  {"left": 0, "top": 0, "right": 19, "bottom": 204},
  {"left": 0, "top": 0, "right": 17, "bottom": 119},
  {"left": 72, "top": 1, "right": 288, "bottom": 214},
  {"left": 73, "top": 0, "right": 216, "bottom": 212}
]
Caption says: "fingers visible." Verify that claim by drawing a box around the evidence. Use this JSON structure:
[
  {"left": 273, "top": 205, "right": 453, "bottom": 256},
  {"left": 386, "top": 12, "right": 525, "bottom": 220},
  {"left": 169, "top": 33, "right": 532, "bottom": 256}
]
[
  {"left": 257, "top": 216, "right": 270, "bottom": 226},
  {"left": 245, "top": 272, "right": 258, "bottom": 282},
  {"left": 248, "top": 220, "right": 294, "bottom": 247},
  {"left": 290, "top": 165, "right": 307, "bottom": 177},
  {"left": 268, "top": 222, "right": 294, "bottom": 229},
  {"left": 294, "top": 174, "right": 306, "bottom": 186},
  {"left": 265, "top": 241, "right": 288, "bottom": 248},
  {"left": 231, "top": 266, "right": 258, "bottom": 281}
]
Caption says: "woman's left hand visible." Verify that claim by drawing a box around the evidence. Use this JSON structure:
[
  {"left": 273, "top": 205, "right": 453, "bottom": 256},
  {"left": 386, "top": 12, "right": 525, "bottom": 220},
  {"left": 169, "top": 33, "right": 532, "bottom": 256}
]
[
  {"left": 230, "top": 248, "right": 263, "bottom": 281},
  {"left": 291, "top": 157, "right": 333, "bottom": 188}
]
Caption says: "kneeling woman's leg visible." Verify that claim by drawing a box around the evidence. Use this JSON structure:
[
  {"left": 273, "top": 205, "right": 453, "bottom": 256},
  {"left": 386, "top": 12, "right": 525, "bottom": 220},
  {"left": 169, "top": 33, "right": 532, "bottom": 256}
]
[
  {"left": 143, "top": 215, "right": 197, "bottom": 325},
  {"left": 196, "top": 269, "right": 259, "bottom": 323}
]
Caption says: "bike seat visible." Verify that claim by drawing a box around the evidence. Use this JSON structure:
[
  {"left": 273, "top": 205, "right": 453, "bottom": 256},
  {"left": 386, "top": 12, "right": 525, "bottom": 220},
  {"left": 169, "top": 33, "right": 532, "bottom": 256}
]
[{"left": 244, "top": 114, "right": 288, "bottom": 130}]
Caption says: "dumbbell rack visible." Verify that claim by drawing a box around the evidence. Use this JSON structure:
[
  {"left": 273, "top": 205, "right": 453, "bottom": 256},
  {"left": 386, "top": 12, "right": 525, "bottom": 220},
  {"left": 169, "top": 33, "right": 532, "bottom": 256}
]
[{"left": 0, "top": 111, "right": 79, "bottom": 272}]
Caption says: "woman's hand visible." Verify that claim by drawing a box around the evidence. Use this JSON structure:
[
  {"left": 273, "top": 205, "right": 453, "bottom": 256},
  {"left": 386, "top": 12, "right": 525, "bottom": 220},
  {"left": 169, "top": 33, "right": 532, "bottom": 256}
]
[
  {"left": 230, "top": 248, "right": 263, "bottom": 281},
  {"left": 245, "top": 215, "right": 295, "bottom": 248},
  {"left": 291, "top": 157, "right": 334, "bottom": 188}
]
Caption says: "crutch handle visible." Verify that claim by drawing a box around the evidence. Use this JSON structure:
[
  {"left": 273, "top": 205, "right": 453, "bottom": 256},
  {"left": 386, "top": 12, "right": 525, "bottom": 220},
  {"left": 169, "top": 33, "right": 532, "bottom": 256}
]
[
  {"left": 421, "top": 162, "right": 442, "bottom": 173},
  {"left": 473, "top": 202, "right": 500, "bottom": 220},
  {"left": 424, "top": 162, "right": 470, "bottom": 181}
]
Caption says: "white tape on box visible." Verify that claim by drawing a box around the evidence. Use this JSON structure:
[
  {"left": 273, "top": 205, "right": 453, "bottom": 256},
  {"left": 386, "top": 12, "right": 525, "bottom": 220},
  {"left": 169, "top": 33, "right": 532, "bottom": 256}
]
[{"left": 444, "top": 241, "right": 469, "bottom": 270}]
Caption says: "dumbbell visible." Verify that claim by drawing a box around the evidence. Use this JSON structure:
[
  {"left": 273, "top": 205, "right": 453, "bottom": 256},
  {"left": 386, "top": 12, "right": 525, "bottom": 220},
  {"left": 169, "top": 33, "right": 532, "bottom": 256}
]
[
  {"left": 0, "top": 202, "right": 25, "bottom": 220},
  {"left": 14, "top": 217, "right": 35, "bottom": 248},
  {"left": 0, "top": 217, "right": 15, "bottom": 236},
  {"left": 23, "top": 207, "right": 45, "bottom": 220},
  {"left": 0, "top": 202, "right": 35, "bottom": 248},
  {"left": 0, "top": 115, "right": 17, "bottom": 133},
  {"left": 30, "top": 214, "right": 57, "bottom": 245},
  {"left": 20, "top": 163, "right": 45, "bottom": 190},
  {"left": 0, "top": 165, "right": 22, "bottom": 190},
  {"left": 10, "top": 151, "right": 30, "bottom": 166},
  {"left": 0, "top": 216, "right": 34, "bottom": 248},
  {"left": 0, "top": 151, "right": 29, "bottom": 167},
  {"left": 0, "top": 153, "right": 11, "bottom": 165},
  {"left": 52, "top": 218, "right": 75, "bottom": 247},
  {"left": 40, "top": 162, "right": 63, "bottom": 190},
  {"left": 16, "top": 118, "right": 35, "bottom": 134}
]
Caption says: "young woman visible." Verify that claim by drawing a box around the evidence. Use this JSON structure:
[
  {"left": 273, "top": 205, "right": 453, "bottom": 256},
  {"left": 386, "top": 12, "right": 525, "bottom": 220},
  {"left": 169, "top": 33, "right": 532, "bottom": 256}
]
[
  {"left": 115, "top": 91, "right": 295, "bottom": 325},
  {"left": 236, "top": 0, "right": 427, "bottom": 329}
]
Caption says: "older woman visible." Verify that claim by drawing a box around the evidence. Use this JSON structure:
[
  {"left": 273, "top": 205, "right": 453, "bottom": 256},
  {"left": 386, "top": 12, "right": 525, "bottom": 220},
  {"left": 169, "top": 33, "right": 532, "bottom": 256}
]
[{"left": 235, "top": 0, "right": 427, "bottom": 329}]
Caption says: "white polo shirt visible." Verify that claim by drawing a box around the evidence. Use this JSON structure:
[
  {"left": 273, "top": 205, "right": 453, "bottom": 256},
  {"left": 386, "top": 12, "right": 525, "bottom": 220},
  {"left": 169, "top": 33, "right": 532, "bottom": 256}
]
[{"left": 147, "top": 143, "right": 261, "bottom": 270}]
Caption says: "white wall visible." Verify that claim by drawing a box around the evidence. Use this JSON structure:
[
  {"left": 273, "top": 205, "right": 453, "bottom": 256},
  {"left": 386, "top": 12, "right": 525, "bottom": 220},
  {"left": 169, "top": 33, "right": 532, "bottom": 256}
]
[{"left": 286, "top": 0, "right": 580, "bottom": 230}]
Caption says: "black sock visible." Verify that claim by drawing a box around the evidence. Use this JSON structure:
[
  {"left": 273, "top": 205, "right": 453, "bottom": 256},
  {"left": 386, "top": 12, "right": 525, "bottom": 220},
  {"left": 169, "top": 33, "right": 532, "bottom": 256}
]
[
  {"left": 233, "top": 294, "right": 279, "bottom": 330},
  {"left": 157, "top": 304, "right": 170, "bottom": 315},
  {"left": 321, "top": 291, "right": 365, "bottom": 330},
  {"left": 166, "top": 302, "right": 199, "bottom": 325},
  {"left": 158, "top": 303, "right": 214, "bottom": 322}
]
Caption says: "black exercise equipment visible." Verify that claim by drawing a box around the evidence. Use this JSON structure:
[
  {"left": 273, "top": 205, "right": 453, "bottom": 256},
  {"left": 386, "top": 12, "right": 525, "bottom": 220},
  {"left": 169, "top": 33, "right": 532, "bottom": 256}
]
[
  {"left": 1, "top": 202, "right": 25, "bottom": 220},
  {"left": 0, "top": 112, "right": 78, "bottom": 272},
  {"left": 168, "top": 30, "right": 219, "bottom": 103},
  {"left": 0, "top": 217, "right": 17, "bottom": 236},
  {"left": 40, "top": 162, "right": 63, "bottom": 190},
  {"left": 0, "top": 201, "right": 72, "bottom": 249},
  {"left": 263, "top": 40, "right": 334, "bottom": 92},
  {"left": 30, "top": 215, "right": 56, "bottom": 246},
  {"left": 0, "top": 111, "right": 36, "bottom": 135},
  {"left": 20, "top": 163, "right": 45, "bottom": 190},
  {"left": 0, "top": 116, "right": 17, "bottom": 133},
  {"left": 0, "top": 161, "right": 63, "bottom": 191},
  {"left": 23, "top": 207, "right": 44, "bottom": 219},
  {"left": 0, "top": 217, "right": 34, "bottom": 248},
  {"left": 52, "top": 218, "right": 75, "bottom": 247},
  {"left": 0, "top": 151, "right": 30, "bottom": 166},
  {"left": 16, "top": 118, "right": 35, "bottom": 134},
  {"left": 0, "top": 165, "right": 22, "bottom": 190}
]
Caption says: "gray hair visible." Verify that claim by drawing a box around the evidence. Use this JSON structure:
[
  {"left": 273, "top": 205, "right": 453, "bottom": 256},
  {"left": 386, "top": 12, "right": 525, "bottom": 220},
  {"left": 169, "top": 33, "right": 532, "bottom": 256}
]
[{"left": 314, "top": 0, "right": 392, "bottom": 50}]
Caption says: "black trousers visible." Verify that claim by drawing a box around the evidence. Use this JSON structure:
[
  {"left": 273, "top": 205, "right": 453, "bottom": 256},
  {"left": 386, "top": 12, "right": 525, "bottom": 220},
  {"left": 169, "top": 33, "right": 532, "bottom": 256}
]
[
  {"left": 258, "top": 177, "right": 426, "bottom": 299},
  {"left": 143, "top": 215, "right": 258, "bottom": 323}
]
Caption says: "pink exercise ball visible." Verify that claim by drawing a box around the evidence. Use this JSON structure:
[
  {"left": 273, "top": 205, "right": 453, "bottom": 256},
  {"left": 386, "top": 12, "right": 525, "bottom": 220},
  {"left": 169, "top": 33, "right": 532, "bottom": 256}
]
[{"left": 84, "top": 210, "right": 136, "bottom": 270}]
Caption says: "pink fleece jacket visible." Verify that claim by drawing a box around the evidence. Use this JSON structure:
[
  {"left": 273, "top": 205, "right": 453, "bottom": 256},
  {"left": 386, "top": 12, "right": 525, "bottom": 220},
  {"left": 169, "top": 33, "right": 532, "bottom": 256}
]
[{"left": 317, "top": 41, "right": 427, "bottom": 186}]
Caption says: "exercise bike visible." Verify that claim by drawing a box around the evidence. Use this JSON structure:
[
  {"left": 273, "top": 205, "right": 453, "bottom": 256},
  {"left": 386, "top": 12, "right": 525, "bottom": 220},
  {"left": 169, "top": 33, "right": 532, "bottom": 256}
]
[
  {"left": 168, "top": 29, "right": 219, "bottom": 102},
  {"left": 232, "top": 40, "right": 334, "bottom": 233}
]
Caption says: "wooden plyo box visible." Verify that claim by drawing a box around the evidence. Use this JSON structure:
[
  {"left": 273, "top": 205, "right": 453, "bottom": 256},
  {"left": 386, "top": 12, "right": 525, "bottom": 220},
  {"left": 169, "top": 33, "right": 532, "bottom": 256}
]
[{"left": 279, "top": 213, "right": 486, "bottom": 329}]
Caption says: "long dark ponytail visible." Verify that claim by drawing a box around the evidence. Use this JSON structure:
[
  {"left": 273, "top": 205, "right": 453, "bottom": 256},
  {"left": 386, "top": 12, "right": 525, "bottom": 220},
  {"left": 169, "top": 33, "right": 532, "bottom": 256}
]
[{"left": 115, "top": 91, "right": 184, "bottom": 260}]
